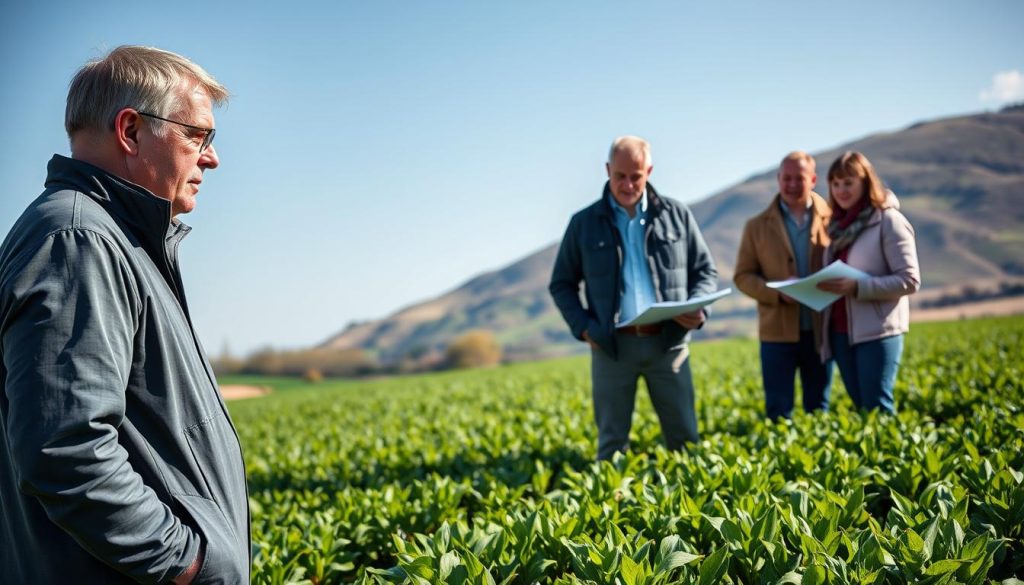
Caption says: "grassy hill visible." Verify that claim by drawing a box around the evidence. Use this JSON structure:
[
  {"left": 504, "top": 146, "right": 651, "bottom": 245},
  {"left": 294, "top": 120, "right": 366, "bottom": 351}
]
[{"left": 321, "top": 107, "right": 1024, "bottom": 364}]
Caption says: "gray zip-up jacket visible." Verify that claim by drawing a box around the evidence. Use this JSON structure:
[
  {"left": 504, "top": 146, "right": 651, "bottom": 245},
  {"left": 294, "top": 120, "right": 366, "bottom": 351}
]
[
  {"left": 1, "top": 155, "right": 249, "bottom": 584},
  {"left": 549, "top": 183, "right": 718, "bottom": 358}
]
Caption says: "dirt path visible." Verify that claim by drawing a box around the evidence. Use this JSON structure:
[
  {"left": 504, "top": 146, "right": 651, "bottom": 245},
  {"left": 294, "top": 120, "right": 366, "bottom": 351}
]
[{"left": 220, "top": 385, "right": 272, "bottom": 401}]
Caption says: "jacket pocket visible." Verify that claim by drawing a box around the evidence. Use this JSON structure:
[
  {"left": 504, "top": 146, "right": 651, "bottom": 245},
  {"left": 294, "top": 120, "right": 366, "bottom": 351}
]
[
  {"left": 182, "top": 410, "right": 248, "bottom": 573},
  {"left": 183, "top": 412, "right": 245, "bottom": 507},
  {"left": 582, "top": 237, "right": 616, "bottom": 278},
  {"left": 651, "top": 230, "right": 685, "bottom": 270},
  {"left": 173, "top": 494, "right": 248, "bottom": 585}
]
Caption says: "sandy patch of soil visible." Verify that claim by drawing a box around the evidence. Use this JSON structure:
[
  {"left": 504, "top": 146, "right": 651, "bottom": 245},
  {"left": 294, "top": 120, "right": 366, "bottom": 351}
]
[{"left": 220, "top": 385, "right": 272, "bottom": 400}]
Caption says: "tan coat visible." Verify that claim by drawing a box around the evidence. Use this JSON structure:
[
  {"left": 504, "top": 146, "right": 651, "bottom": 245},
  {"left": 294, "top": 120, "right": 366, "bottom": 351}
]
[
  {"left": 734, "top": 193, "right": 832, "bottom": 343},
  {"left": 820, "top": 195, "right": 920, "bottom": 359}
]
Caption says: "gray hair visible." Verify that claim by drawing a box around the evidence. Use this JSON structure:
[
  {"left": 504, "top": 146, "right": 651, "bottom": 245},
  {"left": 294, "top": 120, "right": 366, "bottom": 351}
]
[
  {"left": 65, "top": 45, "right": 229, "bottom": 139},
  {"left": 608, "top": 136, "right": 652, "bottom": 167},
  {"left": 780, "top": 150, "right": 816, "bottom": 171}
]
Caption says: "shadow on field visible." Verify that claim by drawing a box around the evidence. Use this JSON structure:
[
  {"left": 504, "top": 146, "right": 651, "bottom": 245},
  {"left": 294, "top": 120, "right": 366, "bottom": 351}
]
[{"left": 246, "top": 444, "right": 593, "bottom": 495}]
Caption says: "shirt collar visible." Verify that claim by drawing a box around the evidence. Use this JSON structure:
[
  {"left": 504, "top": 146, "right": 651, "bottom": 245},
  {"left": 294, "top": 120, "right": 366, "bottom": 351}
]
[
  {"left": 778, "top": 194, "right": 812, "bottom": 224},
  {"left": 611, "top": 189, "right": 648, "bottom": 219}
]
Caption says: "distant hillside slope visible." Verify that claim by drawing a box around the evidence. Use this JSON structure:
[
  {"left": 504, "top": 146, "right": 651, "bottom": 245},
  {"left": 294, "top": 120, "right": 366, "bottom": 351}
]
[
  {"left": 321, "top": 245, "right": 569, "bottom": 362},
  {"left": 695, "top": 107, "right": 1024, "bottom": 284},
  {"left": 321, "top": 107, "right": 1024, "bottom": 363}
]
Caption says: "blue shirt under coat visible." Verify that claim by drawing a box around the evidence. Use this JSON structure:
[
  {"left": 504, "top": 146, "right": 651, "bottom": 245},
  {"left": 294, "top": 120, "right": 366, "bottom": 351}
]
[
  {"left": 612, "top": 191, "right": 657, "bottom": 325},
  {"left": 779, "top": 197, "right": 813, "bottom": 331}
]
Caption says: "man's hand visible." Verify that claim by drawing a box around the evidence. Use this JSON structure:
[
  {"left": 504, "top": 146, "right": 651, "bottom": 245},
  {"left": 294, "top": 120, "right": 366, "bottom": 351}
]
[
  {"left": 582, "top": 330, "right": 599, "bottom": 350},
  {"left": 672, "top": 310, "right": 706, "bottom": 330},
  {"left": 173, "top": 545, "right": 203, "bottom": 585},
  {"left": 817, "top": 278, "right": 858, "bottom": 297}
]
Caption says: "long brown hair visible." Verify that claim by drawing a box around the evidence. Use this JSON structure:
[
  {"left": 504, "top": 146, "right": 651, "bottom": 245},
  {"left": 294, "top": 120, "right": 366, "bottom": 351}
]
[{"left": 826, "top": 151, "right": 888, "bottom": 210}]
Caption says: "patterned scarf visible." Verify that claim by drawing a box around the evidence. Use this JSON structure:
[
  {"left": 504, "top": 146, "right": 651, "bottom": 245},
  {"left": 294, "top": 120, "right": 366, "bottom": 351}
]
[{"left": 827, "top": 197, "right": 873, "bottom": 253}]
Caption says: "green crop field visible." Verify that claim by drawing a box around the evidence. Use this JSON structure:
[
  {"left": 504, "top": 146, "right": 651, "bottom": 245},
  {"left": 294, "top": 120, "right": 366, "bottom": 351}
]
[{"left": 224, "top": 316, "right": 1024, "bottom": 584}]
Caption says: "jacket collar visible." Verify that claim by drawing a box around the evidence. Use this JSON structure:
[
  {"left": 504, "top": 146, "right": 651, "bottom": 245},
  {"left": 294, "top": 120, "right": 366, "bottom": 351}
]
[
  {"left": 599, "top": 181, "right": 665, "bottom": 218},
  {"left": 767, "top": 191, "right": 831, "bottom": 222},
  {"left": 43, "top": 154, "right": 189, "bottom": 250}
]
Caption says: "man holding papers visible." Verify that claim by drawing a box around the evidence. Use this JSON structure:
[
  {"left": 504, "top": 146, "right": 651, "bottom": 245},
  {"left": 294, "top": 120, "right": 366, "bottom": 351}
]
[
  {"left": 734, "top": 151, "right": 835, "bottom": 419},
  {"left": 550, "top": 136, "right": 718, "bottom": 460}
]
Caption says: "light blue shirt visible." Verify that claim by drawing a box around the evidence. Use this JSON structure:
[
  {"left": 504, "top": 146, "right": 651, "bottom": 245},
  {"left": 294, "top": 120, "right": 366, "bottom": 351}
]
[
  {"left": 779, "top": 197, "right": 813, "bottom": 331},
  {"left": 612, "top": 191, "right": 657, "bottom": 325}
]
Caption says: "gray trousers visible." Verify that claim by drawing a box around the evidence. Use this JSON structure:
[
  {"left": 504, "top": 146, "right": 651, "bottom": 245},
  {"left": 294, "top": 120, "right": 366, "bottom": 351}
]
[{"left": 590, "top": 333, "right": 699, "bottom": 460}]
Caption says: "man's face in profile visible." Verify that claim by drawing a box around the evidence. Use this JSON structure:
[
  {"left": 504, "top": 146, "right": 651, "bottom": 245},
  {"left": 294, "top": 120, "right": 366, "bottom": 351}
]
[{"left": 131, "top": 87, "right": 220, "bottom": 216}]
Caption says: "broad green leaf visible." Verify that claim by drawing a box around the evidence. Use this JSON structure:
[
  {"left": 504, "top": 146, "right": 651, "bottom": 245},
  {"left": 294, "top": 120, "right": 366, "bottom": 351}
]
[
  {"left": 923, "top": 559, "right": 968, "bottom": 576},
  {"left": 655, "top": 551, "right": 702, "bottom": 573},
  {"left": 438, "top": 551, "right": 459, "bottom": 581},
  {"left": 904, "top": 528, "right": 924, "bottom": 555},
  {"left": 698, "top": 547, "right": 729, "bottom": 585},
  {"left": 620, "top": 554, "right": 642, "bottom": 585},
  {"left": 447, "top": 565, "right": 472, "bottom": 585},
  {"left": 658, "top": 534, "right": 683, "bottom": 558},
  {"left": 437, "top": 522, "right": 452, "bottom": 552},
  {"left": 401, "top": 557, "right": 435, "bottom": 580},
  {"left": 774, "top": 570, "right": 802, "bottom": 585},
  {"left": 721, "top": 519, "right": 745, "bottom": 543},
  {"left": 801, "top": 565, "right": 825, "bottom": 585}
]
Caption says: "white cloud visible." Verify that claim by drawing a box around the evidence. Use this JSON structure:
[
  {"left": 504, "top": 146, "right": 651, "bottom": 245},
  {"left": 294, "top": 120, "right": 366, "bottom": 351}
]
[{"left": 979, "top": 70, "right": 1024, "bottom": 105}]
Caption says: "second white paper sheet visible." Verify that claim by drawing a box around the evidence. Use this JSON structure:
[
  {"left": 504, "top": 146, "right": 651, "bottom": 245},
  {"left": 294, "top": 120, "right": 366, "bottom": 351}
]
[
  {"left": 766, "top": 260, "right": 869, "bottom": 311},
  {"left": 617, "top": 288, "right": 733, "bottom": 327}
]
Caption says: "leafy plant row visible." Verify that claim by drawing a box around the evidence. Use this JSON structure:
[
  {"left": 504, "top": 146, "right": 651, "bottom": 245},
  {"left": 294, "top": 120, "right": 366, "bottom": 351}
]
[{"left": 225, "top": 316, "right": 1024, "bottom": 584}]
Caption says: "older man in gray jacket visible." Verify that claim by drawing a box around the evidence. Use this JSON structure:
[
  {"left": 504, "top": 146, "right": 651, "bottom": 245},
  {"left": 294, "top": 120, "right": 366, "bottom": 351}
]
[
  {"left": 1, "top": 46, "right": 248, "bottom": 584},
  {"left": 550, "top": 137, "right": 718, "bottom": 460}
]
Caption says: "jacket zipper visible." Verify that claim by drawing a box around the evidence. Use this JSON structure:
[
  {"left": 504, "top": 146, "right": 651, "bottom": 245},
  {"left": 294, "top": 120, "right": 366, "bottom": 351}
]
[{"left": 609, "top": 217, "right": 624, "bottom": 324}]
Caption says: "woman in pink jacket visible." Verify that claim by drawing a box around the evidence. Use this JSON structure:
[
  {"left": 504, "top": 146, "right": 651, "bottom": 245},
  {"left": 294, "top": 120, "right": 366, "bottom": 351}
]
[{"left": 817, "top": 151, "right": 921, "bottom": 413}]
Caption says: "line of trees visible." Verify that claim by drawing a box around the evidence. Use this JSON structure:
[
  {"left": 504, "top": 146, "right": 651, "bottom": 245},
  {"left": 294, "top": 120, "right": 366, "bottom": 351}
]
[
  {"left": 212, "top": 347, "right": 377, "bottom": 378},
  {"left": 919, "top": 281, "right": 1024, "bottom": 309},
  {"left": 213, "top": 329, "right": 503, "bottom": 381}
]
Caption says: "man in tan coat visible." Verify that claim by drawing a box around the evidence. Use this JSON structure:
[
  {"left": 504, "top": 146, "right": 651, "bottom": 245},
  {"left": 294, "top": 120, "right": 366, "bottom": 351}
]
[{"left": 734, "top": 151, "right": 834, "bottom": 418}]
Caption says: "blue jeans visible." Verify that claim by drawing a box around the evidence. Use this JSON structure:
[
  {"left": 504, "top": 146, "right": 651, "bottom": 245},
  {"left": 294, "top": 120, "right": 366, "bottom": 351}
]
[
  {"left": 590, "top": 334, "right": 698, "bottom": 461},
  {"left": 760, "top": 330, "right": 834, "bottom": 419},
  {"left": 830, "top": 333, "right": 904, "bottom": 414}
]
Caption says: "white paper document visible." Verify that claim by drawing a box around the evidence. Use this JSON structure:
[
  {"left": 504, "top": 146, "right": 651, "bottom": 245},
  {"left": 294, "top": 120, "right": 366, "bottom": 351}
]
[
  {"left": 617, "top": 288, "right": 733, "bottom": 327},
  {"left": 765, "top": 260, "right": 870, "bottom": 311}
]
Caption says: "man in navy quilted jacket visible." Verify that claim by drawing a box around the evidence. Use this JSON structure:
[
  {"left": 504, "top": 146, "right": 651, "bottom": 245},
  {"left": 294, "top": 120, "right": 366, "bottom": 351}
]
[{"left": 550, "top": 136, "right": 718, "bottom": 460}]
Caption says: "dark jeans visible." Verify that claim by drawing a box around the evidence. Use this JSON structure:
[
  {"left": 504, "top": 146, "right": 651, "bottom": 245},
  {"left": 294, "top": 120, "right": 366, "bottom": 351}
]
[
  {"left": 760, "top": 330, "right": 834, "bottom": 419},
  {"left": 830, "top": 333, "right": 904, "bottom": 414},
  {"left": 590, "top": 334, "right": 698, "bottom": 461}
]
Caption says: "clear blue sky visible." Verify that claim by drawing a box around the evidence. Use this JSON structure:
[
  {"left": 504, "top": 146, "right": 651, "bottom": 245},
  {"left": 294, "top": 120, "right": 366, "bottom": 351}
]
[{"left": 2, "top": 0, "right": 1022, "bottom": 355}]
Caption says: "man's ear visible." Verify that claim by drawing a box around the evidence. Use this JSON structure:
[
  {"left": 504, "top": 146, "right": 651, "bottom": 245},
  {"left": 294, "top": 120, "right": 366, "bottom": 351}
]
[
  {"left": 113, "top": 108, "right": 142, "bottom": 156},
  {"left": 606, "top": 162, "right": 611, "bottom": 178}
]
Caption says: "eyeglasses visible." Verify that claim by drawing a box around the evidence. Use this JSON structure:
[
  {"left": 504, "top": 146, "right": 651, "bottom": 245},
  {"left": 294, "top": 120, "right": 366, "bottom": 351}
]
[{"left": 137, "top": 112, "right": 216, "bottom": 153}]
